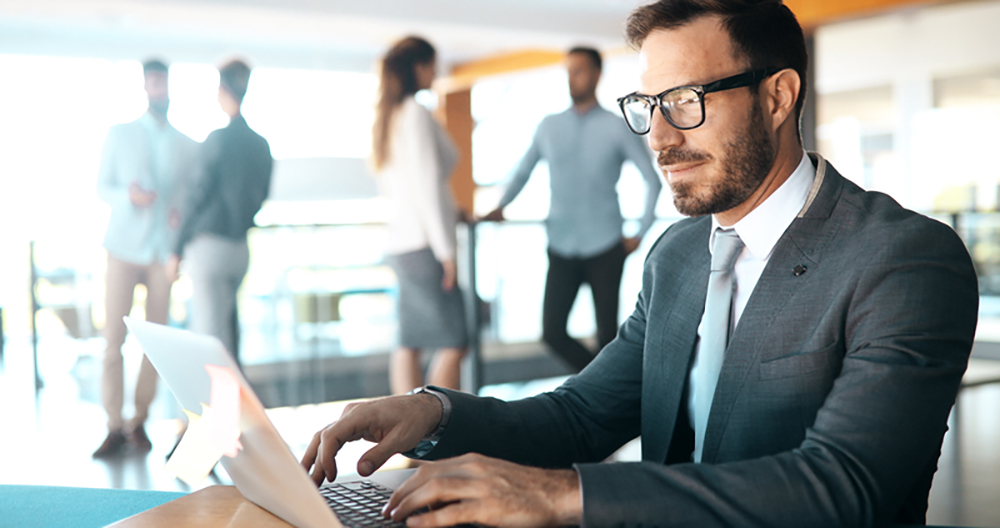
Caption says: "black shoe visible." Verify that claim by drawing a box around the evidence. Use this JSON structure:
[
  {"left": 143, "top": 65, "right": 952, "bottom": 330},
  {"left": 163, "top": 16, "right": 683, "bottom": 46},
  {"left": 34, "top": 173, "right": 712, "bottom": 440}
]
[
  {"left": 129, "top": 425, "right": 152, "bottom": 453},
  {"left": 92, "top": 430, "right": 128, "bottom": 459}
]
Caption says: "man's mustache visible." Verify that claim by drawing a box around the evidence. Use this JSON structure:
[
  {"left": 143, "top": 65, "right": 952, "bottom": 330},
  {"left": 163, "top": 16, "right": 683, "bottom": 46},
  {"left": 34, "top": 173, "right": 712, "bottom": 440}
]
[{"left": 658, "top": 149, "right": 711, "bottom": 167}]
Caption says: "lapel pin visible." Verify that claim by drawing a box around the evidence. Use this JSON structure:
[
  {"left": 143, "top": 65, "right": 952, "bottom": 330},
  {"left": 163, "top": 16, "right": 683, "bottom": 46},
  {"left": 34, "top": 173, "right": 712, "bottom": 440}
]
[{"left": 793, "top": 265, "right": 807, "bottom": 277}]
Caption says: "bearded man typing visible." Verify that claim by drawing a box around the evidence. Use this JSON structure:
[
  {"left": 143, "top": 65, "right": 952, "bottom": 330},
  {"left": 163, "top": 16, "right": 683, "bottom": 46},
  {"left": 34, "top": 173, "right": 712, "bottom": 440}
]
[{"left": 301, "top": 1, "right": 978, "bottom": 526}]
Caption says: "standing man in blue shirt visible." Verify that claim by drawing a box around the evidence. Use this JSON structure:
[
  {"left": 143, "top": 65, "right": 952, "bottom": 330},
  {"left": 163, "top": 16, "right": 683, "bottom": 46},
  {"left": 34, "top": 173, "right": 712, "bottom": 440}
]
[
  {"left": 483, "top": 47, "right": 662, "bottom": 371},
  {"left": 94, "top": 59, "right": 198, "bottom": 458}
]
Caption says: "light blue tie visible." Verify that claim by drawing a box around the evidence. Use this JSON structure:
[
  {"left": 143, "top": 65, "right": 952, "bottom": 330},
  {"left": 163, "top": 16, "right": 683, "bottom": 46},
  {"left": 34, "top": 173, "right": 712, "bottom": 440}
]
[{"left": 692, "top": 229, "right": 744, "bottom": 463}]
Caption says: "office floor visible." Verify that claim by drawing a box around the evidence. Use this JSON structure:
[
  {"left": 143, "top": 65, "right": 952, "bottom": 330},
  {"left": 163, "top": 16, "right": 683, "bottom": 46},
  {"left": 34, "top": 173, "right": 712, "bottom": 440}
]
[{"left": 0, "top": 337, "right": 998, "bottom": 526}]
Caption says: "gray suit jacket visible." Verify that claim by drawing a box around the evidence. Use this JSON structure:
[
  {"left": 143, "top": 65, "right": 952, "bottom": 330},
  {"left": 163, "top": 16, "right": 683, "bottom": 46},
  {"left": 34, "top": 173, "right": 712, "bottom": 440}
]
[{"left": 427, "top": 155, "right": 978, "bottom": 527}]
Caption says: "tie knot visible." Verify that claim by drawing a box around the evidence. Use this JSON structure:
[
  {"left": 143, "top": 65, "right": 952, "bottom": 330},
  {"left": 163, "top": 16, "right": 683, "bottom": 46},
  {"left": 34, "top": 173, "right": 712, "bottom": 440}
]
[{"left": 711, "top": 230, "right": 744, "bottom": 272}]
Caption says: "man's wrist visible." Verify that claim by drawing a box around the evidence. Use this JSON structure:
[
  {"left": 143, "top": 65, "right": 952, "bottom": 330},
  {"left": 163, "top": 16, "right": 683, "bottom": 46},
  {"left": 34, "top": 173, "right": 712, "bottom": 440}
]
[
  {"left": 548, "top": 468, "right": 583, "bottom": 527},
  {"left": 405, "top": 386, "right": 452, "bottom": 458}
]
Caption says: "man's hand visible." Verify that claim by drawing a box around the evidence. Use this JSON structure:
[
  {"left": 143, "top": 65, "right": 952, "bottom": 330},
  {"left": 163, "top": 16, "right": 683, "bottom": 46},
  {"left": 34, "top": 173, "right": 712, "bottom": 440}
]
[
  {"left": 622, "top": 236, "right": 641, "bottom": 255},
  {"left": 479, "top": 208, "right": 505, "bottom": 222},
  {"left": 300, "top": 394, "right": 442, "bottom": 486},
  {"left": 440, "top": 259, "right": 457, "bottom": 292},
  {"left": 383, "top": 453, "right": 582, "bottom": 528},
  {"left": 165, "top": 255, "right": 180, "bottom": 283},
  {"left": 129, "top": 182, "right": 157, "bottom": 209}
]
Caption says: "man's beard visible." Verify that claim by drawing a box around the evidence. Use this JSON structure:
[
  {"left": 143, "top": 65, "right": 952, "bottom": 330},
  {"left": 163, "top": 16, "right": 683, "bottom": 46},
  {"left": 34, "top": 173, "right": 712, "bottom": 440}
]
[{"left": 661, "top": 99, "right": 775, "bottom": 217}]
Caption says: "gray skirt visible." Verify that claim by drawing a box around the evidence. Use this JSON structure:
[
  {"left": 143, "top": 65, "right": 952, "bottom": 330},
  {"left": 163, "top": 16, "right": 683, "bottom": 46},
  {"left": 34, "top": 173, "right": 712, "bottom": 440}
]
[{"left": 386, "top": 248, "right": 468, "bottom": 349}]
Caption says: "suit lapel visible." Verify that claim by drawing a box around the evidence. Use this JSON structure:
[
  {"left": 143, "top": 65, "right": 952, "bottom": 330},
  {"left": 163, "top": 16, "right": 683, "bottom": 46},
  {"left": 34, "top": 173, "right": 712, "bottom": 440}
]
[
  {"left": 642, "top": 219, "right": 711, "bottom": 464},
  {"left": 701, "top": 155, "right": 846, "bottom": 462}
]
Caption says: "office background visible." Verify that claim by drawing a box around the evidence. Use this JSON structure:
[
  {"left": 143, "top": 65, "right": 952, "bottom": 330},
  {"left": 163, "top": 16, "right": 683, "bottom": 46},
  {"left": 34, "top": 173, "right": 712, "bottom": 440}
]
[{"left": 1, "top": 0, "right": 999, "bottom": 526}]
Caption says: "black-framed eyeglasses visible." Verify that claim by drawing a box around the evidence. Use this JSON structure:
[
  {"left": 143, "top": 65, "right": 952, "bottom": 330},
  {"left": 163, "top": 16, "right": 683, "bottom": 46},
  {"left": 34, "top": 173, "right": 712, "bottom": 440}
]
[{"left": 616, "top": 68, "right": 780, "bottom": 135}]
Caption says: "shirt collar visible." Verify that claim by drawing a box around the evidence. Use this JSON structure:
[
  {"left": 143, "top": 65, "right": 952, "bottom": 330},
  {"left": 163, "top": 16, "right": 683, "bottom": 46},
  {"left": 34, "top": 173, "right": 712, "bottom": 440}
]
[{"left": 710, "top": 150, "right": 815, "bottom": 260}]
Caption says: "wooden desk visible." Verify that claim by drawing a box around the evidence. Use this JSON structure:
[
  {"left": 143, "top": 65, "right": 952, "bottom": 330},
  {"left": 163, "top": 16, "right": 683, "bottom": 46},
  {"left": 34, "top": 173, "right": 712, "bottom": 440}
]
[
  {"left": 110, "top": 486, "right": 294, "bottom": 527},
  {"left": 106, "top": 484, "right": 970, "bottom": 528}
]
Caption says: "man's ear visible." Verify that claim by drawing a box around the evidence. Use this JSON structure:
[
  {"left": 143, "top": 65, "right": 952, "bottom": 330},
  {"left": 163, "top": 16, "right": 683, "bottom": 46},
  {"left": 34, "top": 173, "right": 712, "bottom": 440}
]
[{"left": 762, "top": 69, "right": 800, "bottom": 133}]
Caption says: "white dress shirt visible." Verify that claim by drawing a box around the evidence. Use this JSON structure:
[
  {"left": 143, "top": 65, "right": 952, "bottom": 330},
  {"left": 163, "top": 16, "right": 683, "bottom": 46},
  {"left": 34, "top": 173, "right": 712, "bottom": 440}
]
[{"left": 687, "top": 151, "right": 816, "bottom": 459}]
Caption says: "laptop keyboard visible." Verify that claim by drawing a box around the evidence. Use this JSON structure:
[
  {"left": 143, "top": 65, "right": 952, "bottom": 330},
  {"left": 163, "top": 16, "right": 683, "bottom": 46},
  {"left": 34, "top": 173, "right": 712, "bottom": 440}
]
[{"left": 320, "top": 480, "right": 405, "bottom": 528}]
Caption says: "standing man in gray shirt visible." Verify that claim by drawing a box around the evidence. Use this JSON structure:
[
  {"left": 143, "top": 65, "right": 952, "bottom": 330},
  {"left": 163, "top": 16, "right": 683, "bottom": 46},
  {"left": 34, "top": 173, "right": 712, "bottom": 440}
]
[
  {"left": 167, "top": 59, "right": 272, "bottom": 365},
  {"left": 483, "top": 47, "right": 662, "bottom": 371},
  {"left": 95, "top": 58, "right": 199, "bottom": 458}
]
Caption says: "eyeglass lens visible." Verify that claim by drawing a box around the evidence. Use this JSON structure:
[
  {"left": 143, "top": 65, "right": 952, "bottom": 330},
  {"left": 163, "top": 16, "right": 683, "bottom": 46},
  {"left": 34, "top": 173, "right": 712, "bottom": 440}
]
[{"left": 621, "top": 87, "right": 704, "bottom": 133}]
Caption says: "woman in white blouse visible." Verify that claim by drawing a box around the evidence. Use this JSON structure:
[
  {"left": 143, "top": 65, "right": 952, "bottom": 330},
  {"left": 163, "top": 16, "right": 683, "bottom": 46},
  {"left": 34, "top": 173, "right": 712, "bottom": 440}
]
[{"left": 372, "top": 36, "right": 468, "bottom": 395}]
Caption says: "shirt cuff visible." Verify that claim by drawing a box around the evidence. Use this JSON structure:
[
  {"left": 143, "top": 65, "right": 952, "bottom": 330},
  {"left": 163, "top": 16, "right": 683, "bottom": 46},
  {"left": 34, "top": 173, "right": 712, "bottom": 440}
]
[{"left": 403, "top": 385, "right": 452, "bottom": 458}]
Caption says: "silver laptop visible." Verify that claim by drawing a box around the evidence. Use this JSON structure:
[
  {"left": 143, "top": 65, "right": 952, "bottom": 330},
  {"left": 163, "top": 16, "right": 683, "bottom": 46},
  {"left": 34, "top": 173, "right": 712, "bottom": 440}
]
[{"left": 123, "top": 317, "right": 414, "bottom": 528}]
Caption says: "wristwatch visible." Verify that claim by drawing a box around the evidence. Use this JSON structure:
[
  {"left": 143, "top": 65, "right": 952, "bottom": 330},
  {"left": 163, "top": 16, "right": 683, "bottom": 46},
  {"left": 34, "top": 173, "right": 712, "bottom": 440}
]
[{"left": 405, "top": 386, "right": 452, "bottom": 458}]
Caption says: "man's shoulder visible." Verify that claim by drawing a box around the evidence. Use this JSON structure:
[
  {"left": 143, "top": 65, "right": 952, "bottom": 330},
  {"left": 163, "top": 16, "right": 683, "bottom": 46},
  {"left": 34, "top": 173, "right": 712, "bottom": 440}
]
[
  {"left": 244, "top": 128, "right": 272, "bottom": 162},
  {"left": 241, "top": 121, "right": 270, "bottom": 148},
  {"left": 218, "top": 120, "right": 271, "bottom": 156},
  {"left": 538, "top": 110, "right": 567, "bottom": 128},
  {"left": 837, "top": 174, "right": 954, "bottom": 242},
  {"left": 543, "top": 105, "right": 618, "bottom": 121},
  {"left": 110, "top": 118, "right": 140, "bottom": 130},
  {"left": 107, "top": 118, "right": 144, "bottom": 137},
  {"left": 592, "top": 105, "right": 622, "bottom": 120},
  {"left": 592, "top": 106, "right": 630, "bottom": 131},
  {"left": 536, "top": 107, "right": 611, "bottom": 137},
  {"left": 102, "top": 120, "right": 149, "bottom": 152},
  {"left": 810, "top": 167, "right": 969, "bottom": 265}
]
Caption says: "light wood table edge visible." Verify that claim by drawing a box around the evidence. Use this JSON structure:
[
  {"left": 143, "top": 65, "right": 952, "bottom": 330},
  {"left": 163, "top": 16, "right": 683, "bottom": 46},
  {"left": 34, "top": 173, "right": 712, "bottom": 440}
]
[{"left": 108, "top": 485, "right": 295, "bottom": 527}]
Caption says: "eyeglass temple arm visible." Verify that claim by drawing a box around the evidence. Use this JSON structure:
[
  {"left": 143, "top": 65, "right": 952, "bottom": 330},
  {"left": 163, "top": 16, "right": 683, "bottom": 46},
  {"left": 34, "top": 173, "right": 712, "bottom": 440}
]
[{"left": 703, "top": 68, "right": 781, "bottom": 94}]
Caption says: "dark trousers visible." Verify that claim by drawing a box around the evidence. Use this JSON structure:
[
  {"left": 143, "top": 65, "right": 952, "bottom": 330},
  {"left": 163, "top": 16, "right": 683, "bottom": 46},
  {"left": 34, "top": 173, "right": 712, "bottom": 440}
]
[{"left": 542, "top": 242, "right": 627, "bottom": 372}]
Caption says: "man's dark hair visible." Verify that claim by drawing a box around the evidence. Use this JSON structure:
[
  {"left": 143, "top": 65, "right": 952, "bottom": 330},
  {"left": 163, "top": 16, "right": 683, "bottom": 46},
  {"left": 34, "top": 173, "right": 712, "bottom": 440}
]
[
  {"left": 219, "top": 59, "right": 252, "bottom": 103},
  {"left": 568, "top": 47, "right": 603, "bottom": 72},
  {"left": 142, "top": 59, "right": 169, "bottom": 76},
  {"left": 626, "top": 0, "right": 807, "bottom": 138}
]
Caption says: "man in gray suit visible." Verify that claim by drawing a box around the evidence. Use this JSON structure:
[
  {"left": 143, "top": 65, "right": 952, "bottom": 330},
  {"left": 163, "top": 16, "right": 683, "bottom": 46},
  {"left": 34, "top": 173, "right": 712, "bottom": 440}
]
[{"left": 301, "top": 1, "right": 978, "bottom": 526}]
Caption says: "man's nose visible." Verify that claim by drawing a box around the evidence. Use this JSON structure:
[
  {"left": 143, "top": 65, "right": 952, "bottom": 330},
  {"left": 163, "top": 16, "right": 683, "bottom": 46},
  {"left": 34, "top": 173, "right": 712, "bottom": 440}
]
[{"left": 648, "top": 109, "right": 685, "bottom": 153}]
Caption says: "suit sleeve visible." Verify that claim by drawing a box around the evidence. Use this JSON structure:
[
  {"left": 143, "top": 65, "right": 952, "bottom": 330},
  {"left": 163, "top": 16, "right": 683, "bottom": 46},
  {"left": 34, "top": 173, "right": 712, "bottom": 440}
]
[
  {"left": 429, "top": 300, "right": 644, "bottom": 467},
  {"left": 574, "top": 219, "right": 977, "bottom": 528},
  {"left": 421, "top": 231, "right": 676, "bottom": 466}
]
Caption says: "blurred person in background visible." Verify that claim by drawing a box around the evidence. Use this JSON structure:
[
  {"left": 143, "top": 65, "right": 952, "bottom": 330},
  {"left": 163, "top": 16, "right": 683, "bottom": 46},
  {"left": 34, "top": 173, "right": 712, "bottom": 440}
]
[
  {"left": 373, "top": 36, "right": 468, "bottom": 395},
  {"left": 95, "top": 58, "right": 199, "bottom": 458},
  {"left": 482, "top": 47, "right": 662, "bottom": 372},
  {"left": 167, "top": 59, "right": 273, "bottom": 366}
]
